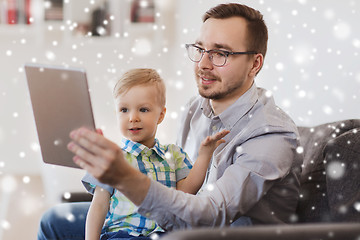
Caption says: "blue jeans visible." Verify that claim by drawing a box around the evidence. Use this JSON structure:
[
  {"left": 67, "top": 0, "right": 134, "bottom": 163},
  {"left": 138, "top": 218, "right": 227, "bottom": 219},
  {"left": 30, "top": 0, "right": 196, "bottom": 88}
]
[
  {"left": 37, "top": 202, "right": 90, "bottom": 240},
  {"left": 101, "top": 231, "right": 165, "bottom": 240},
  {"left": 37, "top": 202, "right": 166, "bottom": 240}
]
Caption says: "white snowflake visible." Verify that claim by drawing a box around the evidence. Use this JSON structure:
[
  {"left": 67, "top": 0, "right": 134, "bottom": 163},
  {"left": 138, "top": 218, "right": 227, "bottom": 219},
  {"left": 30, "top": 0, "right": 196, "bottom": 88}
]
[
  {"left": 296, "top": 146, "right": 304, "bottom": 154},
  {"left": 333, "top": 22, "right": 351, "bottom": 40},
  {"left": 1, "top": 175, "right": 18, "bottom": 193},
  {"left": 326, "top": 161, "right": 345, "bottom": 180}
]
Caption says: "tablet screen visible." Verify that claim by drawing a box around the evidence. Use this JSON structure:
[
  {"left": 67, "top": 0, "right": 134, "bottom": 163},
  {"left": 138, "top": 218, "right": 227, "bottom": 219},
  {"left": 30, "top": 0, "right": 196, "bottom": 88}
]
[{"left": 25, "top": 63, "right": 96, "bottom": 168}]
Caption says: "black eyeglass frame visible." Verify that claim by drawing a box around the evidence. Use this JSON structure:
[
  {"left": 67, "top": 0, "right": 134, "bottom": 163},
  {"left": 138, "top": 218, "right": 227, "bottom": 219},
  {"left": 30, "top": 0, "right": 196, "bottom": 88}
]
[{"left": 185, "top": 43, "right": 257, "bottom": 67}]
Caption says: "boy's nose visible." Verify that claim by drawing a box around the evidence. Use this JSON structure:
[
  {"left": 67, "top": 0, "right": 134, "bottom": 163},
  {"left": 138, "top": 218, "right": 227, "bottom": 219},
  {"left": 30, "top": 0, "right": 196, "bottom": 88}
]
[{"left": 129, "top": 112, "right": 140, "bottom": 122}]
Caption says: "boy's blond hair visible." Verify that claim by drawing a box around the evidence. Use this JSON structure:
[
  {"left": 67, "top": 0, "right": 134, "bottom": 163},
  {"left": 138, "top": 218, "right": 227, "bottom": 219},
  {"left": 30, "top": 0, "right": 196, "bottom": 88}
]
[{"left": 113, "top": 68, "right": 166, "bottom": 107}]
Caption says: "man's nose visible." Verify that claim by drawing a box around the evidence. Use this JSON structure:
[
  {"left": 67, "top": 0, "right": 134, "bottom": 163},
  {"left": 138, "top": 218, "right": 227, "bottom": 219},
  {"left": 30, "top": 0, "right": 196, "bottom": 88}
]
[{"left": 198, "top": 52, "right": 214, "bottom": 70}]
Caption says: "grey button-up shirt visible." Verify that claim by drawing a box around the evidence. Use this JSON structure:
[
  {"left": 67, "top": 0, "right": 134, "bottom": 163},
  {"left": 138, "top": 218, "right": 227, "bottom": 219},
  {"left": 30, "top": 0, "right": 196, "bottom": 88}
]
[{"left": 138, "top": 84, "right": 303, "bottom": 230}]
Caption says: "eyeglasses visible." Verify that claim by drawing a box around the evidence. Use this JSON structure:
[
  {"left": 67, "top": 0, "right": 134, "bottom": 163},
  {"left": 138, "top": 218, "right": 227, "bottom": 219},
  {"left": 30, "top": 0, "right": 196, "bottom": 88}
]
[{"left": 185, "top": 44, "right": 257, "bottom": 67}]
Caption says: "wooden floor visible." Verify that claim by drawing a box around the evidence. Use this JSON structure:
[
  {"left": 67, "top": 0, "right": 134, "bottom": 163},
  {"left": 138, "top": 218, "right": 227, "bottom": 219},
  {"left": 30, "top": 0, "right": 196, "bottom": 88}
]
[{"left": 0, "top": 175, "right": 48, "bottom": 240}]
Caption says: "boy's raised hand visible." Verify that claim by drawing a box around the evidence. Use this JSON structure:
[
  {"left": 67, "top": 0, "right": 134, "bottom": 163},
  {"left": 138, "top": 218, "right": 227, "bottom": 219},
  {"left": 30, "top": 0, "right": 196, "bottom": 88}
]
[{"left": 199, "top": 129, "right": 230, "bottom": 156}]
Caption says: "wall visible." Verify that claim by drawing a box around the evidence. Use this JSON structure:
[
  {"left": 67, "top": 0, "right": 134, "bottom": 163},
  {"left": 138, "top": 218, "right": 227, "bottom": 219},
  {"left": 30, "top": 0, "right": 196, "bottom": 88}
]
[
  {"left": 0, "top": 0, "right": 359, "bottom": 199},
  {"left": 175, "top": 0, "right": 360, "bottom": 127}
]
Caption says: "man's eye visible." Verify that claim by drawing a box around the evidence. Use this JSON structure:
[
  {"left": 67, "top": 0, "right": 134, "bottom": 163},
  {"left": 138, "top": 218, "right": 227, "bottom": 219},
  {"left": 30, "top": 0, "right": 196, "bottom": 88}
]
[
  {"left": 140, "top": 108, "right": 149, "bottom": 112},
  {"left": 120, "top": 108, "right": 128, "bottom": 113},
  {"left": 195, "top": 47, "right": 203, "bottom": 54},
  {"left": 211, "top": 51, "right": 226, "bottom": 58}
]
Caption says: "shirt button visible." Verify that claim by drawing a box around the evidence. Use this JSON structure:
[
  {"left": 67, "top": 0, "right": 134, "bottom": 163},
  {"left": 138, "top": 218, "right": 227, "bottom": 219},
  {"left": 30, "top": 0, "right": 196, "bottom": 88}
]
[{"left": 212, "top": 125, "right": 217, "bottom": 131}]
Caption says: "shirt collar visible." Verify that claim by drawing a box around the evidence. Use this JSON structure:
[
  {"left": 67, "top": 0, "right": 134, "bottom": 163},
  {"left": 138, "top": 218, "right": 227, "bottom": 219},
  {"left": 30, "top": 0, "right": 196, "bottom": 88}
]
[
  {"left": 200, "top": 83, "right": 258, "bottom": 130},
  {"left": 120, "top": 137, "right": 166, "bottom": 159},
  {"left": 200, "top": 98, "right": 214, "bottom": 118}
]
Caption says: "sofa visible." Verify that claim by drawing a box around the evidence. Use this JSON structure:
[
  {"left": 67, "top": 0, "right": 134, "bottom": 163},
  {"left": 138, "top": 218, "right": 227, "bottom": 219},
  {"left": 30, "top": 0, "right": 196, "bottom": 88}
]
[
  {"left": 160, "top": 119, "right": 360, "bottom": 240},
  {"left": 64, "top": 119, "right": 360, "bottom": 239}
]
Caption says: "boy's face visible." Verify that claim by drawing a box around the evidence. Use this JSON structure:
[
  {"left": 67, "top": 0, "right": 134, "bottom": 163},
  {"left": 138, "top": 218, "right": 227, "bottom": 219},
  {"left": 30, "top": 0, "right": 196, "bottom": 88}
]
[{"left": 115, "top": 84, "right": 166, "bottom": 148}]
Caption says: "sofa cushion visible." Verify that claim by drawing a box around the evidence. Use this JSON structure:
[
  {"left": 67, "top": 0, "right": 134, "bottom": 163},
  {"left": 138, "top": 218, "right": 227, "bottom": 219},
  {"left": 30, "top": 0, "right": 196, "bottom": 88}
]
[
  {"left": 324, "top": 127, "right": 360, "bottom": 222},
  {"left": 296, "top": 119, "right": 360, "bottom": 222}
]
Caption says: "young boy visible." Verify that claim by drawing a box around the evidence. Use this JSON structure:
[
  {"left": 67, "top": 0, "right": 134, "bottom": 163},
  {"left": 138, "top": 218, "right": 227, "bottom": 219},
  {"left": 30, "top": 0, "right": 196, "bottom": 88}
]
[{"left": 82, "top": 68, "right": 229, "bottom": 240}]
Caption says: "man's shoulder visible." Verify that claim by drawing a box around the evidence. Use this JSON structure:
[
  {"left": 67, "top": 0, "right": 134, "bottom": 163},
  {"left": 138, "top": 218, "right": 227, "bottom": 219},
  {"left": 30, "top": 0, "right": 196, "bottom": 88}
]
[
  {"left": 242, "top": 87, "right": 299, "bottom": 138},
  {"left": 254, "top": 115, "right": 297, "bottom": 136},
  {"left": 184, "top": 95, "right": 202, "bottom": 109},
  {"left": 177, "top": 95, "right": 204, "bottom": 124}
]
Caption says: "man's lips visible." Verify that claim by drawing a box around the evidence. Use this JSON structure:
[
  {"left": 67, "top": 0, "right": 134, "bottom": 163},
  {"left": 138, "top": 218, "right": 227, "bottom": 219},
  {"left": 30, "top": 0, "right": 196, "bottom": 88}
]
[{"left": 199, "top": 75, "right": 217, "bottom": 85}]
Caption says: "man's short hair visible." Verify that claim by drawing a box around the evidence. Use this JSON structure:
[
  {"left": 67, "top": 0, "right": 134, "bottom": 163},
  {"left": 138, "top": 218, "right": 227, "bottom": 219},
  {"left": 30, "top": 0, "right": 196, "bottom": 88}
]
[
  {"left": 113, "top": 68, "right": 166, "bottom": 107},
  {"left": 203, "top": 3, "right": 268, "bottom": 59}
]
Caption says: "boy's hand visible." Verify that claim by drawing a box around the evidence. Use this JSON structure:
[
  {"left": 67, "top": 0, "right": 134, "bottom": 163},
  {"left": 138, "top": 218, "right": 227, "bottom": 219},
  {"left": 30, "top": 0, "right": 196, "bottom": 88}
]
[
  {"left": 199, "top": 129, "right": 230, "bottom": 156},
  {"left": 96, "top": 128, "right": 104, "bottom": 135}
]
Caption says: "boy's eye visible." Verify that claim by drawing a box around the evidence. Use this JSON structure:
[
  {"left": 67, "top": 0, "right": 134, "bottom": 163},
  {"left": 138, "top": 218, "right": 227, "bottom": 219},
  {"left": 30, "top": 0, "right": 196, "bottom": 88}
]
[
  {"left": 120, "top": 108, "right": 128, "bottom": 113},
  {"left": 140, "top": 108, "right": 149, "bottom": 112}
]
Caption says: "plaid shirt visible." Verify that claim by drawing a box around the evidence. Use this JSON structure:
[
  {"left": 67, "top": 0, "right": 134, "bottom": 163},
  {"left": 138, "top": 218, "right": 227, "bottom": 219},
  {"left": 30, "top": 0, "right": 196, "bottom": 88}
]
[{"left": 82, "top": 138, "right": 192, "bottom": 236}]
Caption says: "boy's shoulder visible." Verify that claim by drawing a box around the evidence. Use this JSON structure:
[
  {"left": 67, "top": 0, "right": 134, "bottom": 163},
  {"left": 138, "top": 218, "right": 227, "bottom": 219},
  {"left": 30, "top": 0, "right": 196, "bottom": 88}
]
[
  {"left": 159, "top": 143, "right": 188, "bottom": 157},
  {"left": 160, "top": 142, "right": 183, "bottom": 152}
]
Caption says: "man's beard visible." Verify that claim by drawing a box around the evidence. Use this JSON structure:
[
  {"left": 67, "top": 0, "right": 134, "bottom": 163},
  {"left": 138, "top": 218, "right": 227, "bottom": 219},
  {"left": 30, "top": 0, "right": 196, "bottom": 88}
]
[
  {"left": 197, "top": 70, "right": 224, "bottom": 100},
  {"left": 197, "top": 78, "right": 244, "bottom": 100},
  {"left": 198, "top": 85, "right": 227, "bottom": 100}
]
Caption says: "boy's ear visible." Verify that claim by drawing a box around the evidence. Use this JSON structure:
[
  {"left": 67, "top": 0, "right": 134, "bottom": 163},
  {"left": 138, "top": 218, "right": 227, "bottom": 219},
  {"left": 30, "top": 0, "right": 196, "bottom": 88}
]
[{"left": 157, "top": 107, "right": 166, "bottom": 124}]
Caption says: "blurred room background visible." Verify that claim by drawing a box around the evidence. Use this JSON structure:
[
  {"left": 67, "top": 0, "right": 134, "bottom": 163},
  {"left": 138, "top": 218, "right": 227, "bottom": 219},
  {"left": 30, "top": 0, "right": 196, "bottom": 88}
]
[{"left": 0, "top": 0, "right": 359, "bottom": 239}]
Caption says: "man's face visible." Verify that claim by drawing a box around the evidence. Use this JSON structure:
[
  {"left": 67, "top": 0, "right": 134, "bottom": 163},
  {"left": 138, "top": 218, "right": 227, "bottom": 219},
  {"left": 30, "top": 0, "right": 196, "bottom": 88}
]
[{"left": 194, "top": 17, "right": 258, "bottom": 102}]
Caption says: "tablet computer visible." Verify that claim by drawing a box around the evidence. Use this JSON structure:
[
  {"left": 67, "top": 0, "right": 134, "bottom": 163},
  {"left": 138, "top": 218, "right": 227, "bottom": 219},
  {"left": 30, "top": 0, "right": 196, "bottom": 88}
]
[{"left": 25, "top": 63, "right": 96, "bottom": 169}]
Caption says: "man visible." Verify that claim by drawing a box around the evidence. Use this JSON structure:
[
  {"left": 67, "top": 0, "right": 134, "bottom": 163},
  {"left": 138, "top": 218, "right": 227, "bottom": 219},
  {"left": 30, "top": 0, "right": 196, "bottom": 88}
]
[{"left": 38, "top": 3, "right": 302, "bottom": 239}]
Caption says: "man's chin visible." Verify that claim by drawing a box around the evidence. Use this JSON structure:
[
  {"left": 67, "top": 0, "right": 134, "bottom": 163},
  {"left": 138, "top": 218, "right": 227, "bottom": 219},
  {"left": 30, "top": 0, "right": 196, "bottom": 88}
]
[{"left": 199, "top": 89, "right": 222, "bottom": 100}]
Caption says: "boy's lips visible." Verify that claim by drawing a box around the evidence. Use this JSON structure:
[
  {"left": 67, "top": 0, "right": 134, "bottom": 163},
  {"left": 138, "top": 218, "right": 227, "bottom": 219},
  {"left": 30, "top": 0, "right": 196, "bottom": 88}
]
[{"left": 129, "top": 127, "right": 142, "bottom": 133}]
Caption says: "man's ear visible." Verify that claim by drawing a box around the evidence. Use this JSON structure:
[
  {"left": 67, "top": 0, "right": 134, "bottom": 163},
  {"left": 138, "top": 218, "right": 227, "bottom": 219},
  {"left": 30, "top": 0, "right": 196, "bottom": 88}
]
[
  {"left": 157, "top": 107, "right": 166, "bottom": 124},
  {"left": 250, "top": 53, "right": 264, "bottom": 77}
]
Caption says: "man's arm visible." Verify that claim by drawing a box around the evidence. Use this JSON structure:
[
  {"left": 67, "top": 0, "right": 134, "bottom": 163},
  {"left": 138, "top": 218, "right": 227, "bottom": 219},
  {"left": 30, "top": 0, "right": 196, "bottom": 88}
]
[
  {"left": 68, "top": 128, "right": 300, "bottom": 229},
  {"left": 177, "top": 130, "right": 229, "bottom": 194},
  {"left": 138, "top": 132, "right": 300, "bottom": 229},
  {"left": 67, "top": 128, "right": 150, "bottom": 206},
  {"left": 86, "top": 187, "right": 110, "bottom": 240}
]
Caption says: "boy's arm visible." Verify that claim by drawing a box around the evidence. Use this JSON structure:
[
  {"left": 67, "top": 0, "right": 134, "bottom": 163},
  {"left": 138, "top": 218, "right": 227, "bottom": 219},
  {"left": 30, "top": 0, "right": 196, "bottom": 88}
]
[
  {"left": 85, "top": 186, "right": 110, "bottom": 240},
  {"left": 176, "top": 130, "right": 230, "bottom": 194}
]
